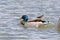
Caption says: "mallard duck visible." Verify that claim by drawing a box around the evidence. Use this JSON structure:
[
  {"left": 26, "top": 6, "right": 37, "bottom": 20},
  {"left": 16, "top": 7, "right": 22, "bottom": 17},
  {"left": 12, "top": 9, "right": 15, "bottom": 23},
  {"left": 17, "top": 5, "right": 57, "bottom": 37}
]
[{"left": 18, "top": 15, "right": 54, "bottom": 28}]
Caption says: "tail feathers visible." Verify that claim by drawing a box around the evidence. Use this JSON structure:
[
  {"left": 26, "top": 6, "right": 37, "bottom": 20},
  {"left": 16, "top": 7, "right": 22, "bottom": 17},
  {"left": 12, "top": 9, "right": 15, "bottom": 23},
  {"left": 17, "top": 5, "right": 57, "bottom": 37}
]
[{"left": 37, "top": 15, "right": 44, "bottom": 18}]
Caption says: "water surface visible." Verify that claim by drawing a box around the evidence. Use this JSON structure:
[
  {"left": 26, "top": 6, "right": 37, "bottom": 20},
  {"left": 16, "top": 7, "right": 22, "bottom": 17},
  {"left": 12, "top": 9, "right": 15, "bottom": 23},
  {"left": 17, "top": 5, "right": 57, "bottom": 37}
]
[{"left": 0, "top": 0, "right": 60, "bottom": 40}]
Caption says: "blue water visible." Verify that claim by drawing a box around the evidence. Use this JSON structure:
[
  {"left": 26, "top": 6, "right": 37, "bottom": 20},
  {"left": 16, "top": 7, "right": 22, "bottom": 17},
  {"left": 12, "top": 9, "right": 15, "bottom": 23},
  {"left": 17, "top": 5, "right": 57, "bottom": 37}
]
[{"left": 0, "top": 0, "right": 60, "bottom": 40}]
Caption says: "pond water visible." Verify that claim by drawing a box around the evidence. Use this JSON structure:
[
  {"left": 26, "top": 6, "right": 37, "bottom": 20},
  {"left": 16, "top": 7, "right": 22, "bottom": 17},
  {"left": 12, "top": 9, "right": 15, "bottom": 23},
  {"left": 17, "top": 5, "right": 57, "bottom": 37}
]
[{"left": 0, "top": 0, "right": 60, "bottom": 40}]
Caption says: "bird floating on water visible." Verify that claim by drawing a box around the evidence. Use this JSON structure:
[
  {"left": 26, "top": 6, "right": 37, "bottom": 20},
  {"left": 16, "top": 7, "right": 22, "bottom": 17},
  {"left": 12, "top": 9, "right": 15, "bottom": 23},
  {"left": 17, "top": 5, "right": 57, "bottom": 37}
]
[{"left": 17, "top": 15, "right": 55, "bottom": 29}]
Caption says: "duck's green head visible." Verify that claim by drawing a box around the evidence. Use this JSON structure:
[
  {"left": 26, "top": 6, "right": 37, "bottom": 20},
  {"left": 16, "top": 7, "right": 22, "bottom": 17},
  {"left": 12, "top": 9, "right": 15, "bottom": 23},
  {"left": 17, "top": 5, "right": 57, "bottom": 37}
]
[{"left": 21, "top": 15, "right": 28, "bottom": 22}]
